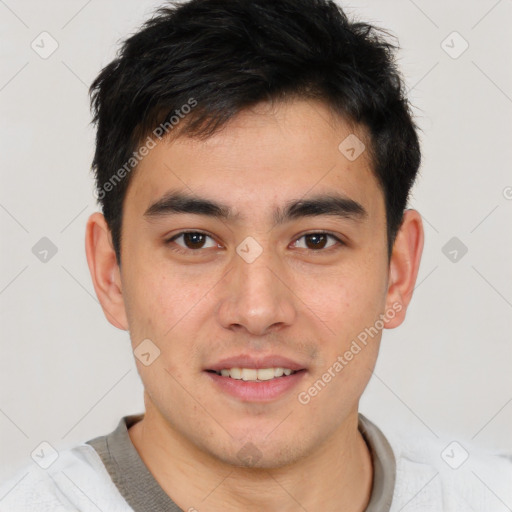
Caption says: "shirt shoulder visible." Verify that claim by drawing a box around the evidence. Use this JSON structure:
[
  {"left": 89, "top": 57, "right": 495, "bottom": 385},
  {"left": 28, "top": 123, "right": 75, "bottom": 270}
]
[
  {"left": 0, "top": 443, "right": 133, "bottom": 512},
  {"left": 385, "top": 429, "right": 512, "bottom": 512}
]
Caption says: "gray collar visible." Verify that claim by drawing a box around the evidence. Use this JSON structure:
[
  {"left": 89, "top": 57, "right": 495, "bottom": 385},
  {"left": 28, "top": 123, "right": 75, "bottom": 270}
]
[{"left": 86, "top": 413, "right": 396, "bottom": 511}]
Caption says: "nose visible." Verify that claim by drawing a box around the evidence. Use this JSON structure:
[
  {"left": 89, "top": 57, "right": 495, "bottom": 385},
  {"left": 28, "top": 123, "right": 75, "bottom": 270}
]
[{"left": 216, "top": 248, "right": 297, "bottom": 336}]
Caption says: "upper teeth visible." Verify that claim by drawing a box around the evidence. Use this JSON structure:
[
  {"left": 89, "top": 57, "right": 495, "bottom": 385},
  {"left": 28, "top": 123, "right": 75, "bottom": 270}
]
[{"left": 217, "top": 368, "right": 295, "bottom": 381}]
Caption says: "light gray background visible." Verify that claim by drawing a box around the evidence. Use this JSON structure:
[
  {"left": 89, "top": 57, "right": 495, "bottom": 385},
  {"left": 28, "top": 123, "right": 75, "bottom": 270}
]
[{"left": 1, "top": 0, "right": 511, "bottom": 482}]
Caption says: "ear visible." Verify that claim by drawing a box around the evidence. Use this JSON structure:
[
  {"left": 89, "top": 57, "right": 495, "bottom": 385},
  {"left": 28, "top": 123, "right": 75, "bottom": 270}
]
[
  {"left": 85, "top": 212, "right": 128, "bottom": 330},
  {"left": 384, "top": 209, "right": 424, "bottom": 329}
]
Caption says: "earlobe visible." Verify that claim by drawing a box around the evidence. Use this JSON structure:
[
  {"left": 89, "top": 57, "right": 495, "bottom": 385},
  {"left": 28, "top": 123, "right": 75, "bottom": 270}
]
[
  {"left": 384, "top": 209, "right": 424, "bottom": 329},
  {"left": 85, "top": 212, "right": 129, "bottom": 331}
]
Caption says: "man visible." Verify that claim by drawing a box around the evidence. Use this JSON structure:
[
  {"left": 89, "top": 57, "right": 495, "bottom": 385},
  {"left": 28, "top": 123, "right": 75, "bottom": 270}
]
[{"left": 1, "top": 0, "right": 511, "bottom": 510}]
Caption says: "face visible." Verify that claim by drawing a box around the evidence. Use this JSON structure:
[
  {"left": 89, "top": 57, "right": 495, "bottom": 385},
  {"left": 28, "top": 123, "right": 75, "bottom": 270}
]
[{"left": 111, "top": 99, "right": 399, "bottom": 468}]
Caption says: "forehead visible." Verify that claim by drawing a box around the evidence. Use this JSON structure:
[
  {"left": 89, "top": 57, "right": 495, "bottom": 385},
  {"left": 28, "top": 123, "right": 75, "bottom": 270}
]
[{"left": 124, "top": 99, "right": 383, "bottom": 221}]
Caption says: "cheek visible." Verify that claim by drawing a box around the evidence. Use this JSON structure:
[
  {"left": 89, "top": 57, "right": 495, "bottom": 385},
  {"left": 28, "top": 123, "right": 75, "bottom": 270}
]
[
  {"left": 309, "top": 265, "right": 386, "bottom": 337},
  {"left": 123, "top": 262, "right": 217, "bottom": 363},
  {"left": 125, "top": 253, "right": 189, "bottom": 317},
  {"left": 300, "top": 266, "right": 386, "bottom": 400},
  {"left": 121, "top": 260, "right": 180, "bottom": 344}
]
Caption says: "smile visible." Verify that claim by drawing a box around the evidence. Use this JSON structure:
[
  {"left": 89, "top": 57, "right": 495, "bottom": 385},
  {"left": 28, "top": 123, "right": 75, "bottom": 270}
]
[
  {"left": 204, "top": 368, "right": 307, "bottom": 401},
  {"left": 208, "top": 367, "right": 298, "bottom": 381}
]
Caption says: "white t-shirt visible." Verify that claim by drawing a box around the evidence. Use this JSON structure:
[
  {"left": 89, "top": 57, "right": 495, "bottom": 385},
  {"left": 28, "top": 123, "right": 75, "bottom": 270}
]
[{"left": 1, "top": 413, "right": 511, "bottom": 511}]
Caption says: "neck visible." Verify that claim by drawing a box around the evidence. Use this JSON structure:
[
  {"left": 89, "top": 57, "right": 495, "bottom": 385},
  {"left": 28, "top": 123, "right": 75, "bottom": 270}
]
[{"left": 128, "top": 404, "right": 373, "bottom": 512}]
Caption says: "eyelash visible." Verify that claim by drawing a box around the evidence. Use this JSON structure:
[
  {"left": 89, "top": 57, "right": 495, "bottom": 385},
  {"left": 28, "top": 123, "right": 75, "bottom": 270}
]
[{"left": 164, "top": 231, "right": 345, "bottom": 254}]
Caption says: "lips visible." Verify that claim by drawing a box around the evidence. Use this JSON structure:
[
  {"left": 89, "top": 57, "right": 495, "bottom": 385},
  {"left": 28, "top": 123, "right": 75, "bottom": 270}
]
[
  {"left": 205, "top": 354, "right": 306, "bottom": 373},
  {"left": 205, "top": 365, "right": 307, "bottom": 401}
]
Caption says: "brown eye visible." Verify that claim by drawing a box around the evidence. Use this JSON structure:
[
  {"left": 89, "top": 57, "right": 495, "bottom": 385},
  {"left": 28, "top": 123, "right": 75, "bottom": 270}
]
[
  {"left": 169, "top": 232, "right": 218, "bottom": 250},
  {"left": 293, "top": 233, "right": 341, "bottom": 250},
  {"left": 183, "top": 233, "right": 206, "bottom": 249}
]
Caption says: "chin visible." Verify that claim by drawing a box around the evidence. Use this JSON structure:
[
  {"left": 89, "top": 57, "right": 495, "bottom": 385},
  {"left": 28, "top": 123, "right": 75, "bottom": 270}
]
[{"left": 205, "top": 435, "right": 310, "bottom": 471}]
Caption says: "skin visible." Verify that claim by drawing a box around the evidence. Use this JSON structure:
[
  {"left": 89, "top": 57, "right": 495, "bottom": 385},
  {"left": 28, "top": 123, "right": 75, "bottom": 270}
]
[{"left": 85, "top": 99, "right": 423, "bottom": 512}]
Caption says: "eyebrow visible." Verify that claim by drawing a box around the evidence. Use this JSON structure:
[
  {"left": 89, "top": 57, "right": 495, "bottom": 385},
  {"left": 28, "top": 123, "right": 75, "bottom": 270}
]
[{"left": 143, "top": 190, "right": 367, "bottom": 224}]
